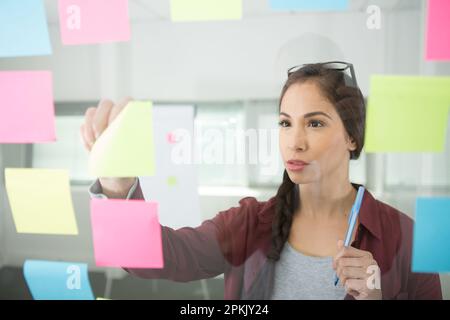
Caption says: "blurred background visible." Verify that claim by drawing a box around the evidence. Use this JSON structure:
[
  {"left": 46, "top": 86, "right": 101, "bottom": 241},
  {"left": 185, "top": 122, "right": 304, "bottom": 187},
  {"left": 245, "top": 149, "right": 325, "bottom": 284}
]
[{"left": 0, "top": 0, "right": 449, "bottom": 299}]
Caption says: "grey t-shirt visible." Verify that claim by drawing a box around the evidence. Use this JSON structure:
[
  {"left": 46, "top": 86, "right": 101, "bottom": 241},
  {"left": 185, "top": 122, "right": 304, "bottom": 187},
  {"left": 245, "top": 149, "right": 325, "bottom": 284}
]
[{"left": 271, "top": 242, "right": 347, "bottom": 300}]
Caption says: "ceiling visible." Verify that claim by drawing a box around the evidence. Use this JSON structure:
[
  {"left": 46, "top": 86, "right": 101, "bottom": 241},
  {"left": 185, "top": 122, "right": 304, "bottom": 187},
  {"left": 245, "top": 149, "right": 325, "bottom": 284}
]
[{"left": 44, "top": 0, "right": 423, "bottom": 24}]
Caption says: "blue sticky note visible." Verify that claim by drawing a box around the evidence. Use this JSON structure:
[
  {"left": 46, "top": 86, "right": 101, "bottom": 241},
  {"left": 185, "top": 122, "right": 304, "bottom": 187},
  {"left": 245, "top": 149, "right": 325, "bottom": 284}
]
[
  {"left": 269, "top": 0, "right": 349, "bottom": 11},
  {"left": 0, "top": 0, "right": 52, "bottom": 57},
  {"left": 412, "top": 198, "right": 450, "bottom": 273},
  {"left": 23, "top": 260, "right": 94, "bottom": 300}
]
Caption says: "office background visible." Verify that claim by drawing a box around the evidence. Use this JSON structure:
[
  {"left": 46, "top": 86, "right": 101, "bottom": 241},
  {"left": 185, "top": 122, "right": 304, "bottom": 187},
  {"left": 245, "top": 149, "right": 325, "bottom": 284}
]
[{"left": 0, "top": 0, "right": 449, "bottom": 299}]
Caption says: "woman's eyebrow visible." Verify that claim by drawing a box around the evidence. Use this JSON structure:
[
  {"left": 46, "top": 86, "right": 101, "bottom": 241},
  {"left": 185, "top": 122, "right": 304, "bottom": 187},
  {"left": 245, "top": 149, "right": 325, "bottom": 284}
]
[
  {"left": 279, "top": 111, "right": 333, "bottom": 120},
  {"left": 304, "top": 111, "right": 333, "bottom": 120}
]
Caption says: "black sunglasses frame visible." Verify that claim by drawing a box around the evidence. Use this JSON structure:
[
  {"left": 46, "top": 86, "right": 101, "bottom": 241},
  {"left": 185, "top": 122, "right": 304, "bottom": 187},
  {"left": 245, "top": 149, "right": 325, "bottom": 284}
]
[{"left": 287, "top": 61, "right": 358, "bottom": 88}]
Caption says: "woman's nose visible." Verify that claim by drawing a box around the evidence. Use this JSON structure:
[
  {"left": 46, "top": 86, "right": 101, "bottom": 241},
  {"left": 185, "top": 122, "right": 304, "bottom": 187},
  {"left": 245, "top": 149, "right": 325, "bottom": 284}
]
[{"left": 288, "top": 127, "right": 307, "bottom": 151}]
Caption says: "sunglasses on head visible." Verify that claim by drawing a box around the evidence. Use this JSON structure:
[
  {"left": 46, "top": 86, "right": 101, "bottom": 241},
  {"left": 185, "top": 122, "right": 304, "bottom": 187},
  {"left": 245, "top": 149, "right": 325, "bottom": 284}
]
[{"left": 287, "top": 61, "right": 358, "bottom": 88}]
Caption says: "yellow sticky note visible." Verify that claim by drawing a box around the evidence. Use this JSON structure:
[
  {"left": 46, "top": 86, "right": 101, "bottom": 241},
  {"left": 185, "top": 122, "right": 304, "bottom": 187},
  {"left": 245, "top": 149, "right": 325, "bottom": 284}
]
[
  {"left": 365, "top": 75, "right": 450, "bottom": 152},
  {"left": 170, "top": 0, "right": 242, "bottom": 22},
  {"left": 5, "top": 168, "right": 78, "bottom": 235},
  {"left": 89, "top": 101, "right": 155, "bottom": 177},
  {"left": 167, "top": 176, "right": 177, "bottom": 186}
]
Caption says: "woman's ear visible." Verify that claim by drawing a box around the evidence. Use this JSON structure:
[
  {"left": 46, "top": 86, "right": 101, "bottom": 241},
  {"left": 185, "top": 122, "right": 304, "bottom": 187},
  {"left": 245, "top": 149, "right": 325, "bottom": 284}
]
[{"left": 346, "top": 134, "right": 357, "bottom": 152}]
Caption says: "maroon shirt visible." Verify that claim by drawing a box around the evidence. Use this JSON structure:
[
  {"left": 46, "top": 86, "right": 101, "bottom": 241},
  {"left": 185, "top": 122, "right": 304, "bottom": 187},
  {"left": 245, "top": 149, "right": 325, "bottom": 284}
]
[{"left": 125, "top": 182, "right": 442, "bottom": 300}]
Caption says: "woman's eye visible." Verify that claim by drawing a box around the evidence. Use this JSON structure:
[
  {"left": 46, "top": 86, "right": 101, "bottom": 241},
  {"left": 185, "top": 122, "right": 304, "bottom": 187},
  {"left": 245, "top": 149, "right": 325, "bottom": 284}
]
[
  {"left": 308, "top": 120, "right": 324, "bottom": 128},
  {"left": 278, "top": 120, "right": 290, "bottom": 127}
]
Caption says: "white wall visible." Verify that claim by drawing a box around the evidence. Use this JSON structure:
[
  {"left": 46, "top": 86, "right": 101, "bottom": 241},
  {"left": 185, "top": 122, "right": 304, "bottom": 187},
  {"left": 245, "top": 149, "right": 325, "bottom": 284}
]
[{"left": 0, "top": 10, "right": 419, "bottom": 102}]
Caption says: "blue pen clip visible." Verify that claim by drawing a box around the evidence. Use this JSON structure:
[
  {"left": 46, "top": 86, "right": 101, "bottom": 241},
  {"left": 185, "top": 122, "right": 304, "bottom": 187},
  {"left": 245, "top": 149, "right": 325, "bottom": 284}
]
[{"left": 334, "top": 186, "right": 365, "bottom": 286}]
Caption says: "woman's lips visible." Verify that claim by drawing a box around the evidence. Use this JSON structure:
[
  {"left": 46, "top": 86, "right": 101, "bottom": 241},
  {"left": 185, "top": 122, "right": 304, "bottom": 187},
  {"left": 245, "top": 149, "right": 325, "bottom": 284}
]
[{"left": 286, "top": 160, "right": 309, "bottom": 172}]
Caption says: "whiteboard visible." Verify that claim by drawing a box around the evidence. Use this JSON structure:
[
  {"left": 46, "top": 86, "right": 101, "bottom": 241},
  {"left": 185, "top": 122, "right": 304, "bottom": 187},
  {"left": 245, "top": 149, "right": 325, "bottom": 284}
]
[{"left": 139, "top": 105, "right": 202, "bottom": 229}]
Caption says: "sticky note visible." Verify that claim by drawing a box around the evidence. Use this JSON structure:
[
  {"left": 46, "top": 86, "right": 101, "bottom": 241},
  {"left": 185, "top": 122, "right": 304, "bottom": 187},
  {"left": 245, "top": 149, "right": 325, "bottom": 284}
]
[
  {"left": 269, "top": 0, "right": 348, "bottom": 11},
  {"left": 89, "top": 101, "right": 155, "bottom": 177},
  {"left": 167, "top": 176, "right": 177, "bottom": 187},
  {"left": 0, "top": 0, "right": 52, "bottom": 57},
  {"left": 412, "top": 198, "right": 450, "bottom": 273},
  {"left": 0, "top": 71, "right": 56, "bottom": 143},
  {"left": 167, "top": 132, "right": 179, "bottom": 144},
  {"left": 5, "top": 168, "right": 78, "bottom": 235},
  {"left": 24, "top": 260, "right": 94, "bottom": 300},
  {"left": 90, "top": 198, "right": 164, "bottom": 268},
  {"left": 426, "top": 0, "right": 450, "bottom": 61},
  {"left": 170, "top": 0, "right": 242, "bottom": 22},
  {"left": 365, "top": 76, "right": 450, "bottom": 152},
  {"left": 58, "top": 0, "right": 131, "bottom": 45}
]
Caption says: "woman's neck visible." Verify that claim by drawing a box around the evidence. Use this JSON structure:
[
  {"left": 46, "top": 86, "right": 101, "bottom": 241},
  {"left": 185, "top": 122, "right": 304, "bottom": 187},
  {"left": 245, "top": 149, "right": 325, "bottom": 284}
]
[{"left": 297, "top": 179, "right": 357, "bottom": 220}]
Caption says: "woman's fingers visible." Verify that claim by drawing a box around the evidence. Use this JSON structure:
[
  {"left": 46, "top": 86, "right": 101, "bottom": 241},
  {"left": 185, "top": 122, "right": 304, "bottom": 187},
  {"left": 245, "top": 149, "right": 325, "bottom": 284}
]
[
  {"left": 344, "top": 279, "right": 366, "bottom": 299},
  {"left": 333, "top": 242, "right": 373, "bottom": 268},
  {"left": 93, "top": 99, "right": 114, "bottom": 138},
  {"left": 334, "top": 257, "right": 366, "bottom": 270},
  {"left": 108, "top": 96, "right": 132, "bottom": 124},
  {"left": 80, "top": 124, "right": 91, "bottom": 152},
  {"left": 81, "top": 107, "right": 97, "bottom": 150},
  {"left": 336, "top": 266, "right": 366, "bottom": 286},
  {"left": 80, "top": 98, "right": 134, "bottom": 152},
  {"left": 333, "top": 242, "right": 382, "bottom": 300}
]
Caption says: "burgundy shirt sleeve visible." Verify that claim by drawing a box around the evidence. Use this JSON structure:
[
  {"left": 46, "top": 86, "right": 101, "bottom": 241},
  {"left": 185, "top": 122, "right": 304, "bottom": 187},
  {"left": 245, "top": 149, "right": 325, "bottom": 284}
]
[
  {"left": 408, "top": 272, "right": 442, "bottom": 300},
  {"left": 123, "top": 180, "right": 229, "bottom": 282},
  {"left": 400, "top": 212, "right": 443, "bottom": 300},
  {"left": 382, "top": 208, "right": 443, "bottom": 300}
]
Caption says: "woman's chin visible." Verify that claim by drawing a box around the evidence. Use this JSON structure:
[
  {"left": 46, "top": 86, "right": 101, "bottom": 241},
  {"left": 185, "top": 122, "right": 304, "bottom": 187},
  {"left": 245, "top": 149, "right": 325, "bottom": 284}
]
[
  {"left": 287, "top": 170, "right": 323, "bottom": 185},
  {"left": 286, "top": 171, "right": 308, "bottom": 184}
]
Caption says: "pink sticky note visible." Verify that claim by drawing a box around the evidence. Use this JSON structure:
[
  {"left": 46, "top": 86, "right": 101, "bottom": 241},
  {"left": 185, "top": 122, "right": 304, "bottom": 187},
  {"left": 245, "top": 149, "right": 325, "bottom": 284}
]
[
  {"left": 90, "top": 198, "right": 163, "bottom": 268},
  {"left": 426, "top": 0, "right": 450, "bottom": 61},
  {"left": 167, "top": 132, "right": 178, "bottom": 144},
  {"left": 58, "top": 0, "right": 131, "bottom": 45},
  {"left": 0, "top": 71, "right": 56, "bottom": 143}
]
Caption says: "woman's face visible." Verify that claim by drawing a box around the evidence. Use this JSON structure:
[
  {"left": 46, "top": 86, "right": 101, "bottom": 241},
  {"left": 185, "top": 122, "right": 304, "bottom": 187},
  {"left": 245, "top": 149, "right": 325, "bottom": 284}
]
[{"left": 279, "top": 81, "right": 356, "bottom": 185}]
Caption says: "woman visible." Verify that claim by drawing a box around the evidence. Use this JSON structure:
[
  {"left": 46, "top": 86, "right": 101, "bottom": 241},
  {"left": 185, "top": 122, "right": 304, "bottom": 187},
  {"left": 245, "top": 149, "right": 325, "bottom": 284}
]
[{"left": 81, "top": 62, "right": 442, "bottom": 300}]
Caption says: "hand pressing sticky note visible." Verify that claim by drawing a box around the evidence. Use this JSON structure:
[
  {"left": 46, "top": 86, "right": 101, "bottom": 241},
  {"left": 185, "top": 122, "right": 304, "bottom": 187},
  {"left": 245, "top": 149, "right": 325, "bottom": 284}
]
[
  {"left": 0, "top": 0, "right": 52, "bottom": 57},
  {"left": 365, "top": 76, "right": 450, "bottom": 153},
  {"left": 24, "top": 260, "right": 94, "bottom": 300},
  {"left": 58, "top": 0, "right": 130, "bottom": 45},
  {"left": 170, "top": 0, "right": 242, "bottom": 22},
  {"left": 5, "top": 168, "right": 78, "bottom": 235},
  {"left": 269, "top": 0, "right": 348, "bottom": 11},
  {"left": 426, "top": 0, "right": 450, "bottom": 61},
  {"left": 412, "top": 198, "right": 450, "bottom": 273},
  {"left": 89, "top": 101, "right": 155, "bottom": 178},
  {"left": 0, "top": 71, "right": 56, "bottom": 143},
  {"left": 90, "top": 198, "right": 164, "bottom": 268}
]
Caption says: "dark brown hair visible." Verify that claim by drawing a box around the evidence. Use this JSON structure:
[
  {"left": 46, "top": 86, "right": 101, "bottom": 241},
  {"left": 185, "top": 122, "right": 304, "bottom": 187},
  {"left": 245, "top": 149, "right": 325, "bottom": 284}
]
[{"left": 268, "top": 63, "right": 366, "bottom": 261}]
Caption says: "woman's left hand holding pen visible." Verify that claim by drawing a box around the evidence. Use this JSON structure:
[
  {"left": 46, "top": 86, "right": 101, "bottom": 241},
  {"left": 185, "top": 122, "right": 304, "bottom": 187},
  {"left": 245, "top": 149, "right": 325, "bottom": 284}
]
[{"left": 332, "top": 240, "right": 382, "bottom": 300}]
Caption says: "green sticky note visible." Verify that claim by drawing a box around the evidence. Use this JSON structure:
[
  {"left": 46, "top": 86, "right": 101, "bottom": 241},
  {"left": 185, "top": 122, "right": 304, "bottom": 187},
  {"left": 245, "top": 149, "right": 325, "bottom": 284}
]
[
  {"left": 365, "top": 76, "right": 450, "bottom": 152},
  {"left": 89, "top": 101, "right": 155, "bottom": 177},
  {"left": 167, "top": 176, "right": 177, "bottom": 187},
  {"left": 170, "top": 0, "right": 242, "bottom": 22},
  {"left": 5, "top": 168, "right": 78, "bottom": 235}
]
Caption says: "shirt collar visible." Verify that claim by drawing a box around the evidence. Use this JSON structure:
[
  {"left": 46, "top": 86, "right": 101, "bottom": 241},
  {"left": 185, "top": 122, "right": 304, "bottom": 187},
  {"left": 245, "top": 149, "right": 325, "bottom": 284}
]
[{"left": 351, "top": 183, "right": 382, "bottom": 240}]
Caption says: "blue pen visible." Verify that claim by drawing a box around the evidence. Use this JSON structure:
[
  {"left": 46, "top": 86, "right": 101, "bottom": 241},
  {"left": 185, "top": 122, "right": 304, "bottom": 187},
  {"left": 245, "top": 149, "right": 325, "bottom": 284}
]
[{"left": 334, "top": 186, "right": 365, "bottom": 286}]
